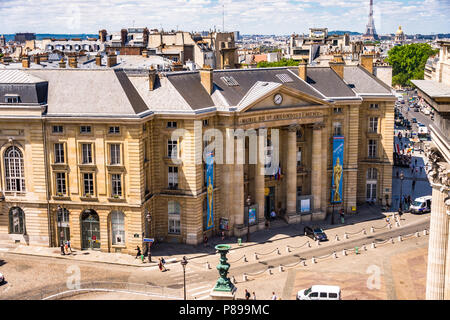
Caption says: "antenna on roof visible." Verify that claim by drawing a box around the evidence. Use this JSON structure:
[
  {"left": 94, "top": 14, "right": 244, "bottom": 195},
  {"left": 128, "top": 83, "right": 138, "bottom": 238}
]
[{"left": 222, "top": 4, "right": 225, "bottom": 32}]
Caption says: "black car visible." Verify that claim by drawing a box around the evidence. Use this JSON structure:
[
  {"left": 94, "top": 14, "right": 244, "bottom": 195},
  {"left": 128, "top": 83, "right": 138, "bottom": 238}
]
[{"left": 304, "top": 226, "right": 328, "bottom": 241}]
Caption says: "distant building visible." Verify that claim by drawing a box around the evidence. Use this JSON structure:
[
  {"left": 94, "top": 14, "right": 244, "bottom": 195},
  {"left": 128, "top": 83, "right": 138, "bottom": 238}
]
[
  {"left": 14, "top": 33, "right": 36, "bottom": 43},
  {"left": 234, "top": 31, "right": 241, "bottom": 41},
  {"left": 362, "top": 0, "right": 379, "bottom": 41},
  {"left": 394, "top": 26, "right": 406, "bottom": 45},
  {"left": 0, "top": 35, "right": 5, "bottom": 47}
]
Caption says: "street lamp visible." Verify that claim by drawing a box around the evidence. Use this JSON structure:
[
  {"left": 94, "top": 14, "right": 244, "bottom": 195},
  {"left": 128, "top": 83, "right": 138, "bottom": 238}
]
[
  {"left": 331, "top": 185, "right": 336, "bottom": 225},
  {"left": 399, "top": 171, "right": 404, "bottom": 212},
  {"left": 181, "top": 256, "right": 188, "bottom": 300},
  {"left": 246, "top": 195, "right": 252, "bottom": 242},
  {"left": 146, "top": 211, "right": 152, "bottom": 262}
]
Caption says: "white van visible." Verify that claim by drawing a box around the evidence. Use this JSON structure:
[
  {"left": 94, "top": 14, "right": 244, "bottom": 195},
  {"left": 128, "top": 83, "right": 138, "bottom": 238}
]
[
  {"left": 410, "top": 196, "right": 432, "bottom": 214},
  {"left": 297, "top": 285, "right": 341, "bottom": 300}
]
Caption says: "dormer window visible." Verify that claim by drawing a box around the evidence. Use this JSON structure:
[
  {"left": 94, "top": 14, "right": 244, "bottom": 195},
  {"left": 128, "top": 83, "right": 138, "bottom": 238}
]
[{"left": 5, "top": 94, "right": 20, "bottom": 103}]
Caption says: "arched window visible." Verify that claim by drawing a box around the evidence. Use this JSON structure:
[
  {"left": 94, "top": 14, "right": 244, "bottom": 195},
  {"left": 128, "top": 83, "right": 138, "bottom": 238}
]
[
  {"left": 9, "top": 207, "right": 25, "bottom": 234},
  {"left": 111, "top": 210, "right": 125, "bottom": 245},
  {"left": 4, "top": 146, "right": 25, "bottom": 192},
  {"left": 168, "top": 201, "right": 181, "bottom": 234},
  {"left": 366, "top": 168, "right": 378, "bottom": 202}
]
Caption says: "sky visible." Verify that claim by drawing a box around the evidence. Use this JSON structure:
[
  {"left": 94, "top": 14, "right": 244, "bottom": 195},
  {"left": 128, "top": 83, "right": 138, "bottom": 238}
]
[{"left": 0, "top": 0, "right": 449, "bottom": 35}]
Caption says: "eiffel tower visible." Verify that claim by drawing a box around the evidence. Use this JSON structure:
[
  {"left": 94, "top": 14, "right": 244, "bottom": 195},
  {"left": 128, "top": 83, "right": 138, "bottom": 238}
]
[{"left": 363, "top": 0, "right": 379, "bottom": 40}]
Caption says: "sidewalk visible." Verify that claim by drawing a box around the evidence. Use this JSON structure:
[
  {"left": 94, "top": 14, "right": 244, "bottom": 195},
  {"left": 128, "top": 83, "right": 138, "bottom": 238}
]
[{"left": 1, "top": 206, "right": 430, "bottom": 268}]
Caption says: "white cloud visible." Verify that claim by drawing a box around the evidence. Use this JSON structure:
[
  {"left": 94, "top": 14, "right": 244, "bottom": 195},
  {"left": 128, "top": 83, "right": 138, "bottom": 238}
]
[{"left": 0, "top": 0, "right": 447, "bottom": 35}]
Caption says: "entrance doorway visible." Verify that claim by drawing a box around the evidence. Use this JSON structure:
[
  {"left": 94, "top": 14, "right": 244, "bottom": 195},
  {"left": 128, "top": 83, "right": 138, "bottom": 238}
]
[
  {"left": 57, "top": 208, "right": 70, "bottom": 246},
  {"left": 81, "top": 209, "right": 100, "bottom": 250},
  {"left": 264, "top": 187, "right": 275, "bottom": 219}
]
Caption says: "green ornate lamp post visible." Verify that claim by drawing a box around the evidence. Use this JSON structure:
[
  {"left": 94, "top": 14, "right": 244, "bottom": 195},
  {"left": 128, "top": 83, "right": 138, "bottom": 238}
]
[{"left": 210, "top": 244, "right": 236, "bottom": 299}]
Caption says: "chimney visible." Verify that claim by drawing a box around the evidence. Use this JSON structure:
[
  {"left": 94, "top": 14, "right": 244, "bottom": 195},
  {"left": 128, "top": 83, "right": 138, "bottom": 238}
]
[
  {"left": 142, "top": 49, "right": 149, "bottom": 58},
  {"left": 298, "top": 59, "right": 307, "bottom": 81},
  {"left": 148, "top": 66, "right": 157, "bottom": 91},
  {"left": 21, "top": 55, "right": 30, "bottom": 68},
  {"left": 360, "top": 54, "right": 374, "bottom": 74},
  {"left": 99, "top": 29, "right": 107, "bottom": 42},
  {"left": 68, "top": 55, "right": 78, "bottom": 68},
  {"left": 34, "top": 54, "right": 40, "bottom": 65},
  {"left": 107, "top": 52, "right": 117, "bottom": 67},
  {"left": 121, "top": 29, "right": 128, "bottom": 46},
  {"left": 95, "top": 53, "right": 102, "bottom": 66},
  {"left": 200, "top": 65, "right": 214, "bottom": 95},
  {"left": 41, "top": 53, "right": 48, "bottom": 62},
  {"left": 329, "top": 54, "right": 345, "bottom": 79},
  {"left": 58, "top": 58, "right": 66, "bottom": 68}
]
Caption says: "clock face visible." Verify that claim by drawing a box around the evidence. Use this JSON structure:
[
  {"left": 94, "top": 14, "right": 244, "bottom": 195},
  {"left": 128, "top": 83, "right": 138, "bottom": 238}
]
[{"left": 274, "top": 93, "right": 283, "bottom": 105}]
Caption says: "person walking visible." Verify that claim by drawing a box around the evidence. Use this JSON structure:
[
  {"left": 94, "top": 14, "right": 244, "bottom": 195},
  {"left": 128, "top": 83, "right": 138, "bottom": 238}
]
[
  {"left": 245, "top": 289, "right": 251, "bottom": 300},
  {"left": 412, "top": 179, "right": 416, "bottom": 190},
  {"left": 67, "top": 240, "right": 73, "bottom": 253},
  {"left": 203, "top": 235, "right": 208, "bottom": 248},
  {"left": 135, "top": 246, "right": 141, "bottom": 259},
  {"left": 64, "top": 241, "right": 69, "bottom": 255},
  {"left": 252, "top": 291, "right": 256, "bottom": 300},
  {"left": 271, "top": 292, "right": 277, "bottom": 300},
  {"left": 158, "top": 258, "right": 167, "bottom": 271},
  {"left": 60, "top": 243, "right": 65, "bottom": 255},
  {"left": 161, "top": 257, "right": 167, "bottom": 271},
  {"left": 339, "top": 209, "right": 345, "bottom": 224}
]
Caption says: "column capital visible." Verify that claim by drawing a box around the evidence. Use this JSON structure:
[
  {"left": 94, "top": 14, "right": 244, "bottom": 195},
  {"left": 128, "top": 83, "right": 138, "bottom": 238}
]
[
  {"left": 285, "top": 124, "right": 301, "bottom": 132},
  {"left": 425, "top": 143, "right": 450, "bottom": 191},
  {"left": 312, "top": 122, "right": 325, "bottom": 130}
]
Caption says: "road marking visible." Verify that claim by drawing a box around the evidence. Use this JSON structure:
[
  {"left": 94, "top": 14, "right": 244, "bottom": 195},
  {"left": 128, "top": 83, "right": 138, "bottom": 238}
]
[
  {"left": 190, "top": 288, "right": 212, "bottom": 296},
  {"left": 188, "top": 285, "right": 210, "bottom": 292},
  {"left": 196, "top": 295, "right": 210, "bottom": 300}
]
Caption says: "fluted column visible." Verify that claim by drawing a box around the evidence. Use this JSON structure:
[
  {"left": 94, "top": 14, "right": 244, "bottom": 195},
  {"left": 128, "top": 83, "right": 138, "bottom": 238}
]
[
  {"left": 445, "top": 209, "right": 450, "bottom": 300},
  {"left": 286, "top": 126, "right": 298, "bottom": 215},
  {"left": 311, "top": 123, "right": 323, "bottom": 212},
  {"left": 426, "top": 184, "right": 449, "bottom": 300},
  {"left": 255, "top": 156, "right": 265, "bottom": 229},
  {"left": 233, "top": 153, "right": 244, "bottom": 227}
]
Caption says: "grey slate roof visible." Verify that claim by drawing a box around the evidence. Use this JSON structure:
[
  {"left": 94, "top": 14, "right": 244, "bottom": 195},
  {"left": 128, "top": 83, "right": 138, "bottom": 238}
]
[
  {"left": 411, "top": 80, "right": 450, "bottom": 98},
  {"left": 0, "top": 70, "right": 48, "bottom": 104},
  {"left": 343, "top": 66, "right": 392, "bottom": 95},
  {"left": 288, "top": 67, "right": 358, "bottom": 98},
  {"left": 166, "top": 72, "right": 215, "bottom": 110}
]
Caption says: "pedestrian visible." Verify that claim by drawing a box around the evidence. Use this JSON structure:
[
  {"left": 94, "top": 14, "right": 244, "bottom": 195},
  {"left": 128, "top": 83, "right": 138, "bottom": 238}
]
[
  {"left": 135, "top": 245, "right": 141, "bottom": 259},
  {"left": 245, "top": 289, "right": 251, "bottom": 300},
  {"left": 64, "top": 241, "right": 69, "bottom": 254},
  {"left": 339, "top": 209, "right": 345, "bottom": 224},
  {"left": 203, "top": 235, "right": 208, "bottom": 247},
  {"left": 67, "top": 240, "right": 72, "bottom": 253},
  {"left": 161, "top": 257, "right": 166, "bottom": 270},
  {"left": 412, "top": 179, "right": 416, "bottom": 190},
  {"left": 221, "top": 231, "right": 225, "bottom": 241},
  {"left": 60, "top": 243, "right": 65, "bottom": 255},
  {"left": 271, "top": 292, "right": 277, "bottom": 300},
  {"left": 141, "top": 253, "right": 145, "bottom": 263},
  {"left": 158, "top": 258, "right": 163, "bottom": 271},
  {"left": 252, "top": 291, "right": 256, "bottom": 300}
]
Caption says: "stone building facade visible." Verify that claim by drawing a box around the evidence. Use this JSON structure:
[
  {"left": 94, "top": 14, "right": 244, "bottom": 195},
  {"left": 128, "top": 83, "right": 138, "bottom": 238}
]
[{"left": 0, "top": 54, "right": 394, "bottom": 254}]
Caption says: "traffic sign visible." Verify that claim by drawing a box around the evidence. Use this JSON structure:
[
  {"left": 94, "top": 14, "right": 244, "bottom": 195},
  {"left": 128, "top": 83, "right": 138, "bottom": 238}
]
[{"left": 143, "top": 238, "right": 154, "bottom": 243}]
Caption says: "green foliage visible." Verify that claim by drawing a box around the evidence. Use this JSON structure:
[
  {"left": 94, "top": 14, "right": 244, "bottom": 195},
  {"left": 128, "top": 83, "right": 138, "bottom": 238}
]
[
  {"left": 257, "top": 58, "right": 299, "bottom": 68},
  {"left": 386, "top": 43, "right": 438, "bottom": 87}
]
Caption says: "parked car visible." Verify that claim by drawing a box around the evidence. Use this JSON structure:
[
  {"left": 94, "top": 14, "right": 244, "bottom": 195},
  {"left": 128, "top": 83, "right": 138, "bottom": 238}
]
[
  {"left": 297, "top": 285, "right": 341, "bottom": 300},
  {"left": 0, "top": 272, "right": 5, "bottom": 285},
  {"left": 304, "top": 226, "right": 328, "bottom": 241},
  {"left": 411, "top": 118, "right": 417, "bottom": 123},
  {"left": 410, "top": 196, "right": 432, "bottom": 214}
]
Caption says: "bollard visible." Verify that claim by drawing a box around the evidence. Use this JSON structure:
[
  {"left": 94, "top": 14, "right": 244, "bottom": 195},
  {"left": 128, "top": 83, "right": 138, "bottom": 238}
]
[
  {"left": 363, "top": 229, "right": 367, "bottom": 235},
  {"left": 243, "top": 255, "right": 248, "bottom": 262},
  {"left": 316, "top": 240, "right": 320, "bottom": 246},
  {"left": 238, "top": 238, "right": 242, "bottom": 246},
  {"left": 307, "top": 241, "right": 311, "bottom": 248},
  {"left": 344, "top": 233, "right": 349, "bottom": 239},
  {"left": 302, "top": 260, "right": 307, "bottom": 266},
  {"left": 398, "top": 235, "right": 402, "bottom": 242},
  {"left": 268, "top": 268, "right": 273, "bottom": 275},
  {"left": 390, "top": 238, "right": 394, "bottom": 244},
  {"left": 335, "top": 234, "right": 340, "bottom": 241},
  {"left": 415, "top": 232, "right": 420, "bottom": 238},
  {"left": 286, "top": 246, "right": 291, "bottom": 253},
  {"left": 396, "top": 221, "right": 401, "bottom": 228},
  {"left": 254, "top": 253, "right": 258, "bottom": 260},
  {"left": 362, "top": 244, "right": 367, "bottom": 251},
  {"left": 333, "top": 251, "right": 337, "bottom": 259},
  {"left": 206, "top": 262, "right": 211, "bottom": 270},
  {"left": 388, "top": 224, "right": 392, "bottom": 229},
  {"left": 423, "top": 229, "right": 427, "bottom": 236},
  {"left": 243, "top": 274, "right": 248, "bottom": 282},
  {"left": 371, "top": 242, "right": 376, "bottom": 249},
  {"left": 342, "top": 249, "right": 347, "bottom": 256},
  {"left": 277, "top": 248, "right": 281, "bottom": 255},
  {"left": 312, "top": 257, "right": 316, "bottom": 264},
  {"left": 279, "top": 265, "right": 284, "bottom": 272},
  {"left": 355, "top": 247, "right": 359, "bottom": 255},
  {"left": 371, "top": 226, "right": 375, "bottom": 233}
]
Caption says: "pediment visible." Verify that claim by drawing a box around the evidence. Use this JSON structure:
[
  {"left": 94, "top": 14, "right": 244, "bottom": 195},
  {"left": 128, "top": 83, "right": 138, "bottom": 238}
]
[{"left": 237, "top": 82, "right": 328, "bottom": 113}]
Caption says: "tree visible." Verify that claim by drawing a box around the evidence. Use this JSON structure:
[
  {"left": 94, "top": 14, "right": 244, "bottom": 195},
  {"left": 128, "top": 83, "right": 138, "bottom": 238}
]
[
  {"left": 386, "top": 43, "right": 438, "bottom": 87},
  {"left": 257, "top": 58, "right": 299, "bottom": 68}
]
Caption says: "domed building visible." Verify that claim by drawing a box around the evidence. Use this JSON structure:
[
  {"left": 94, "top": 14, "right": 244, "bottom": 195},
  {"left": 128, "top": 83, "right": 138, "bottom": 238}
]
[{"left": 394, "top": 26, "right": 406, "bottom": 45}]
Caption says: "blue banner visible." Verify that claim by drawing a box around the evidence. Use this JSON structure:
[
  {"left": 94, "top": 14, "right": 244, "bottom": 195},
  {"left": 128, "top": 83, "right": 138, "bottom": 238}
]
[
  {"left": 331, "top": 136, "right": 344, "bottom": 204},
  {"left": 249, "top": 207, "right": 256, "bottom": 225},
  {"left": 206, "top": 152, "right": 214, "bottom": 230}
]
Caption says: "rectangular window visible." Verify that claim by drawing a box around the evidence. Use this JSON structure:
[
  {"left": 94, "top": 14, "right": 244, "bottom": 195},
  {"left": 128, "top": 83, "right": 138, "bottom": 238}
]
[
  {"left": 369, "top": 117, "right": 378, "bottom": 133},
  {"left": 370, "top": 103, "right": 379, "bottom": 109},
  {"left": 168, "top": 166, "right": 178, "bottom": 189},
  {"left": 368, "top": 139, "right": 377, "bottom": 158},
  {"left": 110, "top": 144, "right": 121, "bottom": 165},
  {"left": 81, "top": 144, "right": 93, "bottom": 164},
  {"left": 297, "top": 147, "right": 302, "bottom": 167},
  {"left": 202, "top": 119, "right": 209, "bottom": 127},
  {"left": 333, "top": 107, "right": 343, "bottom": 114},
  {"left": 109, "top": 126, "right": 120, "bottom": 134},
  {"left": 54, "top": 143, "right": 65, "bottom": 163},
  {"left": 168, "top": 218, "right": 181, "bottom": 234},
  {"left": 167, "top": 139, "right": 178, "bottom": 158},
  {"left": 111, "top": 174, "right": 122, "bottom": 197},
  {"left": 167, "top": 121, "right": 177, "bottom": 128},
  {"left": 52, "top": 125, "right": 63, "bottom": 133},
  {"left": 80, "top": 126, "right": 91, "bottom": 134},
  {"left": 333, "top": 122, "right": 342, "bottom": 136},
  {"left": 83, "top": 173, "right": 94, "bottom": 196},
  {"left": 56, "top": 172, "right": 67, "bottom": 195},
  {"left": 5, "top": 96, "right": 19, "bottom": 103}
]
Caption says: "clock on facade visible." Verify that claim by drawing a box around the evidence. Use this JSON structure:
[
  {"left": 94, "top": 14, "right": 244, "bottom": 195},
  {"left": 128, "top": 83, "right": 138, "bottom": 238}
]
[{"left": 274, "top": 93, "right": 283, "bottom": 105}]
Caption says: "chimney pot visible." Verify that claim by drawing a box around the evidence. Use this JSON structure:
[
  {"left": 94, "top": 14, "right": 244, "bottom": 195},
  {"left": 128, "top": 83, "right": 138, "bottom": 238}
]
[
  {"left": 329, "top": 54, "right": 345, "bottom": 79},
  {"left": 148, "top": 67, "right": 157, "bottom": 91},
  {"left": 58, "top": 58, "right": 66, "bottom": 68},
  {"left": 21, "top": 55, "right": 30, "bottom": 68},
  {"left": 69, "top": 55, "right": 78, "bottom": 68},
  {"left": 298, "top": 59, "right": 307, "bottom": 81},
  {"left": 95, "top": 53, "right": 102, "bottom": 66},
  {"left": 360, "top": 54, "right": 374, "bottom": 74},
  {"left": 107, "top": 53, "right": 117, "bottom": 68},
  {"left": 200, "top": 65, "right": 214, "bottom": 95}
]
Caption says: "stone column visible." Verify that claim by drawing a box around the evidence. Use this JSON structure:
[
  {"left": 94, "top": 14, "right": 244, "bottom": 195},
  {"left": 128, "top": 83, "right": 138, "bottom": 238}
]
[
  {"left": 233, "top": 150, "right": 245, "bottom": 236},
  {"left": 286, "top": 126, "right": 298, "bottom": 215},
  {"left": 445, "top": 208, "right": 450, "bottom": 300},
  {"left": 255, "top": 156, "right": 265, "bottom": 230},
  {"left": 311, "top": 123, "right": 324, "bottom": 213},
  {"left": 426, "top": 184, "right": 449, "bottom": 300}
]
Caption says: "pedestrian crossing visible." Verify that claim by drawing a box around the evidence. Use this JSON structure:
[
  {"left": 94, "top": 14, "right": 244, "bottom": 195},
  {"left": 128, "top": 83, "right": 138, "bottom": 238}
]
[{"left": 187, "top": 284, "right": 213, "bottom": 300}]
